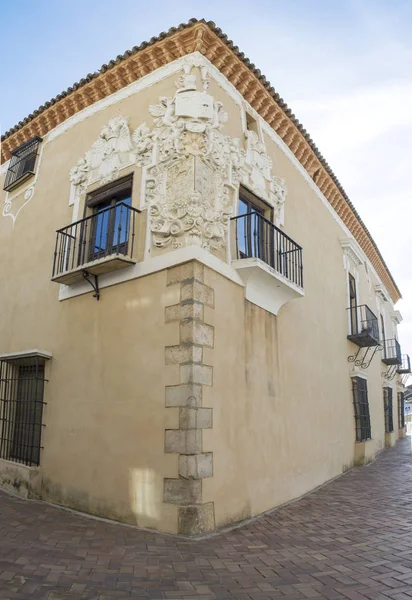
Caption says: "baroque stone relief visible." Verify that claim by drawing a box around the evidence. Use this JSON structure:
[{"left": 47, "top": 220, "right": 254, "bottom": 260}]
[
  {"left": 70, "top": 116, "right": 135, "bottom": 194},
  {"left": 134, "top": 64, "right": 246, "bottom": 250},
  {"left": 69, "top": 60, "right": 288, "bottom": 250},
  {"left": 242, "top": 127, "right": 287, "bottom": 226}
]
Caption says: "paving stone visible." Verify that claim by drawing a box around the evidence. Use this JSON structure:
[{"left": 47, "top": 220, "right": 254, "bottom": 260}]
[{"left": 0, "top": 438, "right": 412, "bottom": 599}]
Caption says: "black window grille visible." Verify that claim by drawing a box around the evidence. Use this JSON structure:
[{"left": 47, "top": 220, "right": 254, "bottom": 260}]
[
  {"left": 0, "top": 355, "right": 47, "bottom": 466},
  {"left": 383, "top": 387, "right": 394, "bottom": 433},
  {"left": 3, "top": 137, "right": 42, "bottom": 192},
  {"left": 352, "top": 377, "right": 371, "bottom": 442},
  {"left": 398, "top": 392, "right": 405, "bottom": 429}
]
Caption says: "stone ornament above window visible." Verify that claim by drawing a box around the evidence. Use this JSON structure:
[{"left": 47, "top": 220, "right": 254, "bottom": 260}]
[
  {"left": 69, "top": 60, "right": 288, "bottom": 251},
  {"left": 70, "top": 116, "right": 135, "bottom": 191},
  {"left": 243, "top": 129, "right": 287, "bottom": 224}
]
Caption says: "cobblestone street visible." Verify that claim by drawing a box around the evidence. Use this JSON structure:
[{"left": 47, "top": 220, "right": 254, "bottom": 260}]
[{"left": 1, "top": 438, "right": 412, "bottom": 600}]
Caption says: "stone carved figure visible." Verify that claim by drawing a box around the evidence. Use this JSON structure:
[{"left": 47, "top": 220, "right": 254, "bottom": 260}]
[{"left": 270, "top": 175, "right": 287, "bottom": 222}]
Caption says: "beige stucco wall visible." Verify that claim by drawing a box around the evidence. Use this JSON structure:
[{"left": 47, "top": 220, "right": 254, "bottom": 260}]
[{"left": 0, "top": 58, "right": 404, "bottom": 532}]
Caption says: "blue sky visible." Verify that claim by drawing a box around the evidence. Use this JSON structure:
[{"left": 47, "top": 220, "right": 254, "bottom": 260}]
[{"left": 2, "top": 0, "right": 412, "bottom": 359}]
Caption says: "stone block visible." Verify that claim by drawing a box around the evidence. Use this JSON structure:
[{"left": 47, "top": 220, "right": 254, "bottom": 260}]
[
  {"left": 179, "top": 407, "right": 213, "bottom": 429},
  {"left": 165, "top": 302, "right": 204, "bottom": 323},
  {"left": 181, "top": 280, "right": 214, "bottom": 307},
  {"left": 180, "top": 321, "right": 214, "bottom": 347},
  {"left": 179, "top": 453, "right": 213, "bottom": 479},
  {"left": 165, "top": 429, "right": 202, "bottom": 454},
  {"left": 165, "top": 383, "right": 202, "bottom": 407},
  {"left": 163, "top": 478, "right": 202, "bottom": 504},
  {"left": 165, "top": 344, "right": 203, "bottom": 365},
  {"left": 178, "top": 502, "right": 215, "bottom": 535},
  {"left": 167, "top": 262, "right": 204, "bottom": 286},
  {"left": 354, "top": 439, "right": 376, "bottom": 466},
  {"left": 385, "top": 431, "right": 397, "bottom": 448},
  {"left": 0, "top": 458, "right": 42, "bottom": 499},
  {"left": 180, "top": 364, "right": 213, "bottom": 386}
]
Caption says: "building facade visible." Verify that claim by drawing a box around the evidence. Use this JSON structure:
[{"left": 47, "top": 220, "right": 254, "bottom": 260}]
[{"left": 0, "top": 20, "right": 410, "bottom": 536}]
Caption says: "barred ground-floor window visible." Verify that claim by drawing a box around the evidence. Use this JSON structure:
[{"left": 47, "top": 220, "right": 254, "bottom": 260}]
[
  {"left": 383, "top": 387, "right": 394, "bottom": 434},
  {"left": 398, "top": 391, "right": 405, "bottom": 429},
  {"left": 0, "top": 353, "right": 48, "bottom": 466},
  {"left": 352, "top": 377, "right": 371, "bottom": 442}
]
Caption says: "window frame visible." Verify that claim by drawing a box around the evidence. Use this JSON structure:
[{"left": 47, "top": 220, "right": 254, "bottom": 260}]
[
  {"left": 3, "top": 136, "right": 43, "bottom": 192},
  {"left": 352, "top": 376, "right": 371, "bottom": 442},
  {"left": 398, "top": 392, "right": 405, "bottom": 429},
  {"left": 0, "top": 354, "right": 48, "bottom": 467},
  {"left": 348, "top": 273, "right": 358, "bottom": 336},
  {"left": 383, "top": 387, "right": 394, "bottom": 433},
  {"left": 83, "top": 175, "right": 134, "bottom": 263}
]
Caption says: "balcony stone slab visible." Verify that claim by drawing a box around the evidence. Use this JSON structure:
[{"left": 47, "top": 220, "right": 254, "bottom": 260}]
[{"left": 232, "top": 257, "right": 304, "bottom": 316}]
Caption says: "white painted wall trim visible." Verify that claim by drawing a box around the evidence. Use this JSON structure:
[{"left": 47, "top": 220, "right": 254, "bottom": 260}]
[
  {"left": 0, "top": 349, "right": 52, "bottom": 360},
  {"left": 350, "top": 367, "right": 368, "bottom": 380},
  {"left": 58, "top": 246, "right": 245, "bottom": 301}
]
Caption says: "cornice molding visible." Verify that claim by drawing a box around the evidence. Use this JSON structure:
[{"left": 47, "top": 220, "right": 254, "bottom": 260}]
[
  {"left": 0, "top": 19, "right": 401, "bottom": 303},
  {"left": 375, "top": 284, "right": 389, "bottom": 303},
  {"left": 340, "top": 238, "right": 365, "bottom": 269},
  {"left": 391, "top": 310, "right": 403, "bottom": 325}
]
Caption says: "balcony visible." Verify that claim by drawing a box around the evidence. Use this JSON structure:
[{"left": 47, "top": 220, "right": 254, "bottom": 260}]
[
  {"left": 347, "top": 304, "right": 380, "bottom": 347},
  {"left": 231, "top": 212, "right": 304, "bottom": 315},
  {"left": 382, "top": 339, "right": 402, "bottom": 366},
  {"left": 398, "top": 354, "right": 411, "bottom": 374},
  {"left": 52, "top": 202, "right": 139, "bottom": 285}
]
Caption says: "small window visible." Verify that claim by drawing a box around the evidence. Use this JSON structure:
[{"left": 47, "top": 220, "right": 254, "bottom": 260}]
[
  {"left": 352, "top": 377, "right": 371, "bottom": 442},
  {"left": 383, "top": 387, "right": 394, "bottom": 433},
  {"left": 0, "top": 355, "right": 47, "bottom": 466},
  {"left": 3, "top": 137, "right": 42, "bottom": 192},
  {"left": 398, "top": 392, "right": 405, "bottom": 429}
]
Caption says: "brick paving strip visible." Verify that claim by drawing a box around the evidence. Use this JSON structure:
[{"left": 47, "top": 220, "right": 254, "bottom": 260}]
[{"left": 1, "top": 438, "right": 412, "bottom": 600}]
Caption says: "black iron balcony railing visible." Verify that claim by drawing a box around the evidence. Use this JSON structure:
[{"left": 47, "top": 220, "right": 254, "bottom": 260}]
[
  {"left": 347, "top": 304, "right": 380, "bottom": 347},
  {"left": 231, "top": 212, "right": 303, "bottom": 288},
  {"left": 52, "top": 202, "right": 139, "bottom": 285},
  {"left": 382, "top": 339, "right": 402, "bottom": 365},
  {"left": 398, "top": 354, "right": 411, "bottom": 374}
]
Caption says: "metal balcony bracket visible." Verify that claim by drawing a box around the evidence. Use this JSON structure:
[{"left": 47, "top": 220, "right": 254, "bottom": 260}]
[
  {"left": 348, "top": 347, "right": 363, "bottom": 365},
  {"left": 382, "top": 365, "right": 398, "bottom": 381},
  {"left": 348, "top": 345, "right": 382, "bottom": 369},
  {"left": 83, "top": 271, "right": 100, "bottom": 301}
]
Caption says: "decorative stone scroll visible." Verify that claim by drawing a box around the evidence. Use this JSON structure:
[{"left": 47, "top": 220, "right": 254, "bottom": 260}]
[
  {"left": 3, "top": 186, "right": 35, "bottom": 225},
  {"left": 70, "top": 116, "right": 135, "bottom": 192}
]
